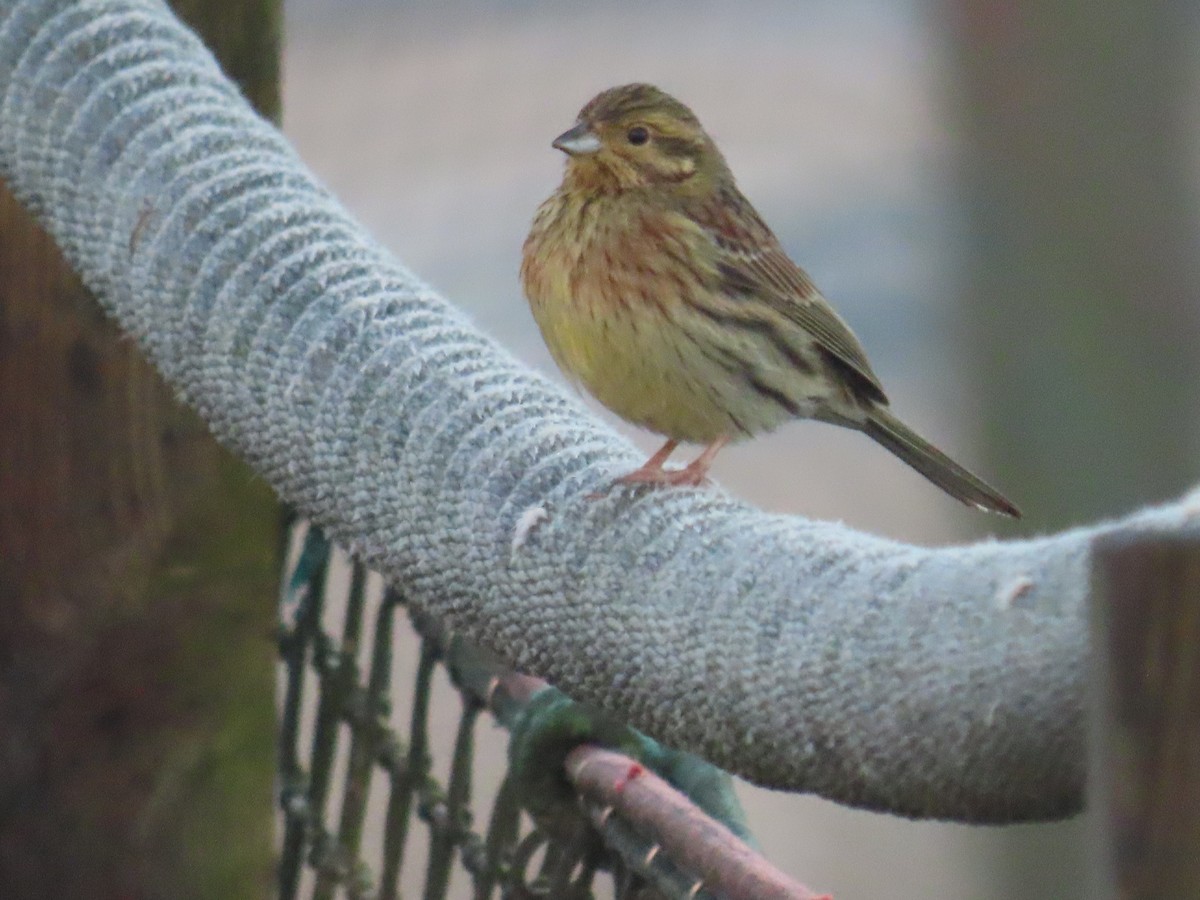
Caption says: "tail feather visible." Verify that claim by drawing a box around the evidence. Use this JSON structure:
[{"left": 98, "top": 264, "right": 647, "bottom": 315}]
[{"left": 863, "top": 408, "right": 1021, "bottom": 518}]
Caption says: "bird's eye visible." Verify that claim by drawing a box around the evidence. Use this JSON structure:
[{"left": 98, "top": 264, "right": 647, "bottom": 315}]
[{"left": 626, "top": 126, "right": 650, "bottom": 146}]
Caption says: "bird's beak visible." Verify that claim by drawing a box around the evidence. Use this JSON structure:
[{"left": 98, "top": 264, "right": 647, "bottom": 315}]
[{"left": 552, "top": 122, "right": 601, "bottom": 156}]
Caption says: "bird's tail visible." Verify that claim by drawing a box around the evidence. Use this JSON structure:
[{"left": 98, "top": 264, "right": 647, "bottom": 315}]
[{"left": 863, "top": 408, "right": 1021, "bottom": 518}]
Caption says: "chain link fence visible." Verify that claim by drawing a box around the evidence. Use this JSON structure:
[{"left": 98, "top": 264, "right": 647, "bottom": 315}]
[{"left": 277, "top": 521, "right": 824, "bottom": 899}]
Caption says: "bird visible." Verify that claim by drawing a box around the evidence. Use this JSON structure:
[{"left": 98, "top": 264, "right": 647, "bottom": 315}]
[{"left": 520, "top": 83, "right": 1020, "bottom": 518}]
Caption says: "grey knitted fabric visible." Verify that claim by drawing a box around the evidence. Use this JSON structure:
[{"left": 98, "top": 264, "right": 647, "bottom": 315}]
[{"left": 2, "top": 0, "right": 1196, "bottom": 822}]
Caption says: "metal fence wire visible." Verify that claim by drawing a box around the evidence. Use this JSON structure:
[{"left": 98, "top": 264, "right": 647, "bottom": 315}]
[{"left": 276, "top": 522, "right": 824, "bottom": 900}]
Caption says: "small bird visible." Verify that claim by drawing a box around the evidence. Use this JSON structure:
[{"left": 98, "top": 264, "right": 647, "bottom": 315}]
[{"left": 521, "top": 83, "right": 1020, "bottom": 517}]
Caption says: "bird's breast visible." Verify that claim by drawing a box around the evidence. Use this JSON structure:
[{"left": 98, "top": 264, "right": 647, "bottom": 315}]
[{"left": 521, "top": 192, "right": 815, "bottom": 442}]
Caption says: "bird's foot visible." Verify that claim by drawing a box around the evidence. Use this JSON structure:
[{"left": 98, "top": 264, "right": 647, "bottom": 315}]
[
  {"left": 586, "top": 462, "right": 711, "bottom": 499},
  {"left": 586, "top": 436, "right": 727, "bottom": 499},
  {"left": 585, "top": 468, "right": 705, "bottom": 504},
  {"left": 613, "top": 462, "right": 711, "bottom": 488}
]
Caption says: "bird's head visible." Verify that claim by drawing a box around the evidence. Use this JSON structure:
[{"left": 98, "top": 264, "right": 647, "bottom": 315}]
[{"left": 552, "top": 84, "right": 729, "bottom": 194}]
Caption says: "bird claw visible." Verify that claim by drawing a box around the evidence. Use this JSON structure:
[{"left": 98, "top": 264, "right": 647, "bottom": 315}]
[
  {"left": 615, "top": 466, "right": 711, "bottom": 488},
  {"left": 586, "top": 436, "right": 725, "bottom": 499},
  {"left": 586, "top": 466, "right": 711, "bottom": 499}
]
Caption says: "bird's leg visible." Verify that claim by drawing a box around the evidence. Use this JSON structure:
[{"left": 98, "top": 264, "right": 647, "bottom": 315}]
[
  {"left": 672, "top": 434, "right": 729, "bottom": 486},
  {"left": 613, "top": 435, "right": 729, "bottom": 488},
  {"left": 611, "top": 438, "right": 680, "bottom": 486},
  {"left": 587, "top": 439, "right": 682, "bottom": 499}
]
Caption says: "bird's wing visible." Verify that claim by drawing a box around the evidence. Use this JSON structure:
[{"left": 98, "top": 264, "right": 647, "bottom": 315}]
[{"left": 687, "top": 187, "right": 888, "bottom": 404}]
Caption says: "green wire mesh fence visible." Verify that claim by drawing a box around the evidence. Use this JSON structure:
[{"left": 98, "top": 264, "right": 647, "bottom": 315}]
[{"left": 276, "top": 521, "right": 825, "bottom": 900}]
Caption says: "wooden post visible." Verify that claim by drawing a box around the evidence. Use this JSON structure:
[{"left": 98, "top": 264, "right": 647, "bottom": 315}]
[
  {"left": 1091, "top": 531, "right": 1200, "bottom": 898},
  {"left": 0, "top": 2, "right": 281, "bottom": 896},
  {"left": 947, "top": 2, "right": 1200, "bottom": 890}
]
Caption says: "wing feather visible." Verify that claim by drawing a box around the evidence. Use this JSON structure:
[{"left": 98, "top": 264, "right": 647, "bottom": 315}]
[{"left": 686, "top": 186, "right": 887, "bottom": 404}]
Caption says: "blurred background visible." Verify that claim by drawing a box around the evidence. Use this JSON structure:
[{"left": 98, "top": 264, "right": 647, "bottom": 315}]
[{"left": 279, "top": 1, "right": 1200, "bottom": 896}]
